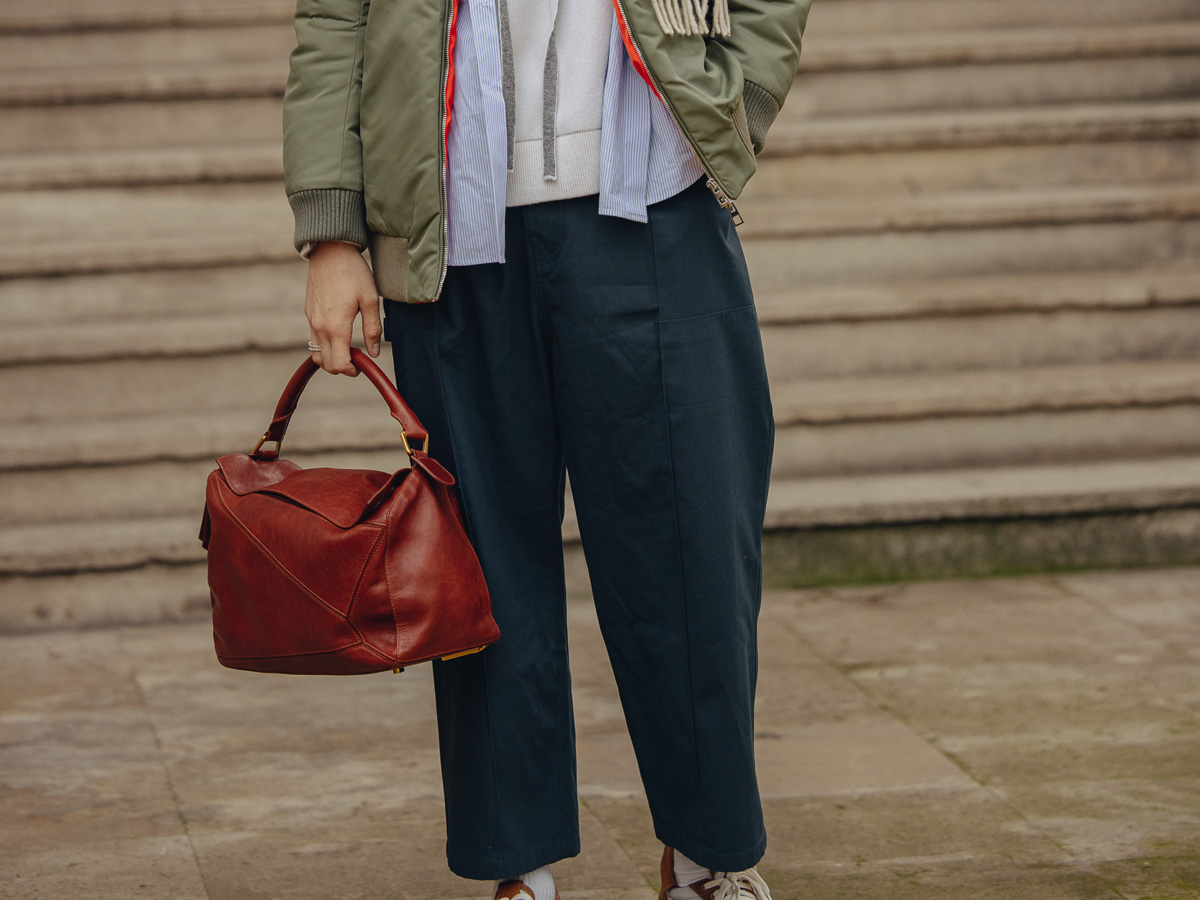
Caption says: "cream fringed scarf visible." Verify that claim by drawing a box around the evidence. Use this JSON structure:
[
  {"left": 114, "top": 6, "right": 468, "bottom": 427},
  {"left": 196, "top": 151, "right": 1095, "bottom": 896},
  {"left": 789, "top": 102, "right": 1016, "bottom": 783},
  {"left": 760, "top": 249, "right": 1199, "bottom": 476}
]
[{"left": 650, "top": 0, "right": 731, "bottom": 37}]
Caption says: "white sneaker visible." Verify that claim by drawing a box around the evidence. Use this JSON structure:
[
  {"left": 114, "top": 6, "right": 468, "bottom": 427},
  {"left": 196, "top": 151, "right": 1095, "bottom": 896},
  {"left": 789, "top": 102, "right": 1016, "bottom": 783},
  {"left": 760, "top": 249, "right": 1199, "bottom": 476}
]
[{"left": 658, "top": 846, "right": 772, "bottom": 900}]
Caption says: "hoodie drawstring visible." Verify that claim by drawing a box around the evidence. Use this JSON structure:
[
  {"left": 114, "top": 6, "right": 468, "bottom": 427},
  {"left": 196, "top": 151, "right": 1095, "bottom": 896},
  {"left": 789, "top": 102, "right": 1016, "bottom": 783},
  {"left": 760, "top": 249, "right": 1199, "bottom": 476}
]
[
  {"left": 497, "top": 0, "right": 560, "bottom": 180},
  {"left": 541, "top": 6, "right": 559, "bottom": 180},
  {"left": 497, "top": 0, "right": 516, "bottom": 171}
]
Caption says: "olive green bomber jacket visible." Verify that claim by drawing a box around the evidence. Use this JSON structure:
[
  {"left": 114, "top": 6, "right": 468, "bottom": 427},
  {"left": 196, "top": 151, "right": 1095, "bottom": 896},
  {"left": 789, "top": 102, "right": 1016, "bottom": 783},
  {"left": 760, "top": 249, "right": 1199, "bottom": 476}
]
[{"left": 283, "top": 0, "right": 812, "bottom": 303}]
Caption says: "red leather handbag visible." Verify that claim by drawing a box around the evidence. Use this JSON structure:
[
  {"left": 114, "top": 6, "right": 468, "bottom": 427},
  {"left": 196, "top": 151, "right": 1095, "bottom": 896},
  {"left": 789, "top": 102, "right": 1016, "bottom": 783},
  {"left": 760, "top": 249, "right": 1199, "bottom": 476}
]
[{"left": 198, "top": 347, "right": 499, "bottom": 675}]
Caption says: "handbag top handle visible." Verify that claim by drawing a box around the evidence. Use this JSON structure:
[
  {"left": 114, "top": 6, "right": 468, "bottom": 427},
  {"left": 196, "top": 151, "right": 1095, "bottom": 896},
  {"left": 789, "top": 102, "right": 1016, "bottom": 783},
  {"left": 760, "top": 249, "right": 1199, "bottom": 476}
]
[{"left": 253, "top": 348, "right": 429, "bottom": 460}]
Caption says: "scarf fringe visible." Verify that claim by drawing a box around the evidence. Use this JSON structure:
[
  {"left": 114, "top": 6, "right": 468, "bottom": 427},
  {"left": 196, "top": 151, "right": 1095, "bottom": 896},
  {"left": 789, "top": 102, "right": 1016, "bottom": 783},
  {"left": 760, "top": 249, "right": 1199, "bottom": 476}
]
[{"left": 650, "top": 0, "right": 730, "bottom": 38}]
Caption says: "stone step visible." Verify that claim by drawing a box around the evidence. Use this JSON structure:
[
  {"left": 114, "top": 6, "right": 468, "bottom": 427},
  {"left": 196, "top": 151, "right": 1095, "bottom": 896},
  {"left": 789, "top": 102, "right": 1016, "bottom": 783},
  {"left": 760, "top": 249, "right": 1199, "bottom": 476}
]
[
  {"left": 0, "top": 0, "right": 291, "bottom": 34},
  {"left": 773, "top": 403, "right": 1200, "bottom": 480},
  {"left": 766, "top": 454, "right": 1200, "bottom": 529},
  {"left": 9, "top": 458, "right": 1200, "bottom": 630},
  {"left": 0, "top": 59, "right": 286, "bottom": 108},
  {"left": 5, "top": 455, "right": 1200, "bottom": 580},
  {"left": 8, "top": 264, "right": 1199, "bottom": 366},
  {"left": 769, "top": 361, "right": 1200, "bottom": 477},
  {"left": 2, "top": 447, "right": 408, "bottom": 527},
  {"left": 4, "top": 268, "right": 1197, "bottom": 406},
  {"left": 0, "top": 98, "right": 283, "bottom": 156},
  {"left": 744, "top": 217, "right": 1200, "bottom": 294},
  {"left": 746, "top": 138, "right": 1200, "bottom": 202},
  {"left": 761, "top": 303, "right": 1200, "bottom": 381},
  {"left": 5, "top": 0, "right": 1196, "bottom": 36},
  {"left": 0, "top": 562, "right": 212, "bottom": 630},
  {"left": 0, "top": 186, "right": 291, "bottom": 244},
  {"left": 6, "top": 24, "right": 1199, "bottom": 111},
  {"left": 0, "top": 25, "right": 293, "bottom": 71},
  {"left": 4, "top": 290, "right": 1199, "bottom": 423},
  {"left": 7, "top": 98, "right": 1194, "bottom": 165},
  {"left": 0, "top": 143, "right": 284, "bottom": 191},
  {"left": 808, "top": 0, "right": 1200, "bottom": 35},
  {"left": 3, "top": 99, "right": 1194, "bottom": 190},
  {"left": 4, "top": 181, "right": 1198, "bottom": 280},
  {"left": 798, "top": 22, "right": 1200, "bottom": 74},
  {"left": 0, "top": 347, "right": 390, "bottom": 423},
  {"left": 738, "top": 183, "right": 1200, "bottom": 240},
  {"left": 0, "top": 403, "right": 403, "bottom": 472},
  {"left": 753, "top": 266, "right": 1200, "bottom": 324},
  {"left": 766, "top": 100, "right": 1200, "bottom": 156},
  {"left": 5, "top": 1, "right": 1198, "bottom": 629},
  {"left": 2, "top": 258, "right": 1193, "bottom": 334},
  {"left": 3, "top": 278, "right": 1199, "bottom": 427},
  {"left": 790, "top": 52, "right": 1200, "bottom": 121},
  {"left": 0, "top": 309, "right": 311, "bottom": 366},
  {"left": 9, "top": 127, "right": 1199, "bottom": 195},
  {"left": 0, "top": 262, "right": 305, "bottom": 328},
  {"left": 7, "top": 20, "right": 1197, "bottom": 79},
  {"left": 4, "top": 359, "right": 1198, "bottom": 523},
  {"left": 9, "top": 398, "right": 1198, "bottom": 520},
  {"left": 774, "top": 360, "right": 1200, "bottom": 425},
  {"left": 0, "top": 183, "right": 293, "bottom": 278},
  {"left": 0, "top": 516, "right": 211, "bottom": 576}
]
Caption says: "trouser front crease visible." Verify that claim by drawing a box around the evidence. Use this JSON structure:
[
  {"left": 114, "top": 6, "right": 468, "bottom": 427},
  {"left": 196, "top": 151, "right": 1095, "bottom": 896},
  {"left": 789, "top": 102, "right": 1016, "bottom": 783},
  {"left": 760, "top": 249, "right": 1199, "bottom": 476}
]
[{"left": 383, "top": 177, "right": 775, "bottom": 880}]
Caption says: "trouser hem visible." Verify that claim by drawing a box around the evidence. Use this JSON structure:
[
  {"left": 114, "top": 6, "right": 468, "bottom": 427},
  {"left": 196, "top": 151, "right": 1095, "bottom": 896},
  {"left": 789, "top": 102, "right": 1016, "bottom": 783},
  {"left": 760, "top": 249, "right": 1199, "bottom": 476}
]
[
  {"left": 656, "top": 828, "right": 767, "bottom": 874},
  {"left": 447, "top": 835, "right": 582, "bottom": 881}
]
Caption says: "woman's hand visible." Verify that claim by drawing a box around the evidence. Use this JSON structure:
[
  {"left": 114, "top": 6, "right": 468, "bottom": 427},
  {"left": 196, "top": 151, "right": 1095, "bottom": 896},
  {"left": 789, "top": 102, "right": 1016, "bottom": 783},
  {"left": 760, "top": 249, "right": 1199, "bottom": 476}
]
[{"left": 304, "top": 241, "right": 382, "bottom": 376}]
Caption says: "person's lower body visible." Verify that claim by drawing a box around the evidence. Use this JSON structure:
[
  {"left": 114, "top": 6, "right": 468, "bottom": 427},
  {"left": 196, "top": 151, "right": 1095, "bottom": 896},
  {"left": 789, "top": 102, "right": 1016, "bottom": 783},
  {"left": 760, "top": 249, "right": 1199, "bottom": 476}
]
[{"left": 382, "top": 174, "right": 775, "bottom": 881}]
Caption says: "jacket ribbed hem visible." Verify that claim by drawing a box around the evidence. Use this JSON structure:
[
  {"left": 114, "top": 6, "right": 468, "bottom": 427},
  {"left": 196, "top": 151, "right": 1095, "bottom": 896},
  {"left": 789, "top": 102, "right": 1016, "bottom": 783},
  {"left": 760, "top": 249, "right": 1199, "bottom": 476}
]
[
  {"left": 288, "top": 188, "right": 370, "bottom": 252},
  {"left": 505, "top": 130, "right": 602, "bottom": 207},
  {"left": 741, "top": 81, "right": 781, "bottom": 156},
  {"left": 369, "top": 234, "right": 412, "bottom": 303}
]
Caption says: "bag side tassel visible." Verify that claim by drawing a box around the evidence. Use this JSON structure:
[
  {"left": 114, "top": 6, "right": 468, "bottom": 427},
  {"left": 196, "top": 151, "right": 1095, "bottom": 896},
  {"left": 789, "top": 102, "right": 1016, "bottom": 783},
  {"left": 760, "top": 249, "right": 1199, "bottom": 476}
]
[
  {"left": 198, "top": 503, "right": 212, "bottom": 550},
  {"left": 650, "top": 0, "right": 730, "bottom": 38}
]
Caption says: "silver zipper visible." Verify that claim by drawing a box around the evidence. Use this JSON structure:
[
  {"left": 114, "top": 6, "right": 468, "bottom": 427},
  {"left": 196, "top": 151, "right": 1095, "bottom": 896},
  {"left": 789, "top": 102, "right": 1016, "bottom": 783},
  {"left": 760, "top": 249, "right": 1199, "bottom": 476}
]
[
  {"left": 706, "top": 177, "right": 744, "bottom": 226},
  {"left": 436, "top": 0, "right": 456, "bottom": 298},
  {"left": 612, "top": 0, "right": 744, "bottom": 226}
]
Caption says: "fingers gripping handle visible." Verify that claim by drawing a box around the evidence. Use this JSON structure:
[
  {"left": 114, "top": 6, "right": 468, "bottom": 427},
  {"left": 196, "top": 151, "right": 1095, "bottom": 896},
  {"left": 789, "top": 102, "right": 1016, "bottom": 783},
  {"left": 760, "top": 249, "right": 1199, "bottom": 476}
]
[{"left": 252, "top": 348, "right": 429, "bottom": 459}]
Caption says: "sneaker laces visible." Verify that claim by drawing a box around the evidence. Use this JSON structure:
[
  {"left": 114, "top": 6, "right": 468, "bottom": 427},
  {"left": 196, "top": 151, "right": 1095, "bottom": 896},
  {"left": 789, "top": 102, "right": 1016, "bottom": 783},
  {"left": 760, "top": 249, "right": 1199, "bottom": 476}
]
[{"left": 702, "top": 868, "right": 772, "bottom": 900}]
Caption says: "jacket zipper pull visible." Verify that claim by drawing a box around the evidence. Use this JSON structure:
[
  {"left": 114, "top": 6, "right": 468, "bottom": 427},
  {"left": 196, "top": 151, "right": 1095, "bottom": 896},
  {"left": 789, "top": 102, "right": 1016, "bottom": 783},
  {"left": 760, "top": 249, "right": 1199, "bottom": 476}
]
[{"left": 705, "top": 177, "right": 744, "bottom": 226}]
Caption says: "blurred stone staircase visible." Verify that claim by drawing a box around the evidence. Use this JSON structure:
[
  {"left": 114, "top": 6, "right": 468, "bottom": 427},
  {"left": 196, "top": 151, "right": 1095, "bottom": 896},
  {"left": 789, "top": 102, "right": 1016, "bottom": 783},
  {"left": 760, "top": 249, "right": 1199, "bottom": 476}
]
[{"left": 2, "top": 0, "right": 1200, "bottom": 628}]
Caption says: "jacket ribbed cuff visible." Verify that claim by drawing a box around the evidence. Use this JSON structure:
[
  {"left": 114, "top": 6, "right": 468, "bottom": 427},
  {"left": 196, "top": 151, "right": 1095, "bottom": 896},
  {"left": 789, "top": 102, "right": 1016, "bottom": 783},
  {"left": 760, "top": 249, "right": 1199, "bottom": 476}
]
[
  {"left": 742, "top": 80, "right": 781, "bottom": 156},
  {"left": 288, "top": 188, "right": 370, "bottom": 253}
]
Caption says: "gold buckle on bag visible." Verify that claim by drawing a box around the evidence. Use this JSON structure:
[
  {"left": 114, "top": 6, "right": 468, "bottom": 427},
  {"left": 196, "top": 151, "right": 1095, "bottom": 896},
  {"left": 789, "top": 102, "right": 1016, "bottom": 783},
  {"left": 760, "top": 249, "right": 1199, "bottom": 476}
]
[
  {"left": 253, "top": 432, "right": 282, "bottom": 457},
  {"left": 399, "top": 429, "right": 430, "bottom": 457}
]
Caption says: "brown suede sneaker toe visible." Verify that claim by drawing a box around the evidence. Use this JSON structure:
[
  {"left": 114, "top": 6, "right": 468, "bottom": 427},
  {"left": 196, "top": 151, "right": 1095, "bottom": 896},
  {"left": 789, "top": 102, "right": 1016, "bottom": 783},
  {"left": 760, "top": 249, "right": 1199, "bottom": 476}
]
[
  {"left": 658, "top": 846, "right": 772, "bottom": 900},
  {"left": 494, "top": 880, "right": 561, "bottom": 900}
]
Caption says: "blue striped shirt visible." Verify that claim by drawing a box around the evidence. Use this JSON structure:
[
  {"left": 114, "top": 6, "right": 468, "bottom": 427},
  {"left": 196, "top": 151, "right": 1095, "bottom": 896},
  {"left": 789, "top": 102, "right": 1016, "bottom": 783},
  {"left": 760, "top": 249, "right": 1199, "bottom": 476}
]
[{"left": 446, "top": 0, "right": 705, "bottom": 266}]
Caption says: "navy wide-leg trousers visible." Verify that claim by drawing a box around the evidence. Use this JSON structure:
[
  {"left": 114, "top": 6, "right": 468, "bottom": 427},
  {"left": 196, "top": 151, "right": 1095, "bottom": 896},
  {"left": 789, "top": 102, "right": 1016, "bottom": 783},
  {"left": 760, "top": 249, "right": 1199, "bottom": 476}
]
[{"left": 382, "top": 175, "right": 775, "bottom": 879}]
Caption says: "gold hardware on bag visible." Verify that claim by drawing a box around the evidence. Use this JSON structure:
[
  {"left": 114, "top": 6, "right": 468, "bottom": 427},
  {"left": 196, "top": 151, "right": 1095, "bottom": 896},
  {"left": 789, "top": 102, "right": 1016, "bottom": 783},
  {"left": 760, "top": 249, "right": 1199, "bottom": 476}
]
[
  {"left": 253, "top": 432, "right": 282, "bottom": 456},
  {"left": 399, "top": 429, "right": 431, "bottom": 457},
  {"left": 441, "top": 646, "right": 486, "bottom": 661}
]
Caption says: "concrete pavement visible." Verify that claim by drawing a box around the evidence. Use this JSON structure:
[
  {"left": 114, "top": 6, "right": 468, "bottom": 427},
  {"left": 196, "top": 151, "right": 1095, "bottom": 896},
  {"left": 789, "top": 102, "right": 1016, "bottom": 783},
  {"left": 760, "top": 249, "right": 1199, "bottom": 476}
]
[{"left": 2, "top": 566, "right": 1198, "bottom": 899}]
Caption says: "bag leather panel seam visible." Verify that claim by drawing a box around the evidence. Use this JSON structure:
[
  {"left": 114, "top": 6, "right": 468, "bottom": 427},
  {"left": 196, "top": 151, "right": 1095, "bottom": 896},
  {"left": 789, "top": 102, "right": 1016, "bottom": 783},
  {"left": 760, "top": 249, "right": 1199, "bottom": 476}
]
[
  {"left": 345, "top": 524, "right": 387, "bottom": 627},
  {"left": 213, "top": 486, "right": 375, "bottom": 647}
]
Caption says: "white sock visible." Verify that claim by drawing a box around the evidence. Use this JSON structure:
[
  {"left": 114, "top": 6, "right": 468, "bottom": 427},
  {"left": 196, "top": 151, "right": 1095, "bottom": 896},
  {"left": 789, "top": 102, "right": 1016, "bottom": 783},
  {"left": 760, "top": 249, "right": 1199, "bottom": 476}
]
[
  {"left": 495, "top": 866, "right": 555, "bottom": 900},
  {"left": 673, "top": 849, "right": 713, "bottom": 887}
]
